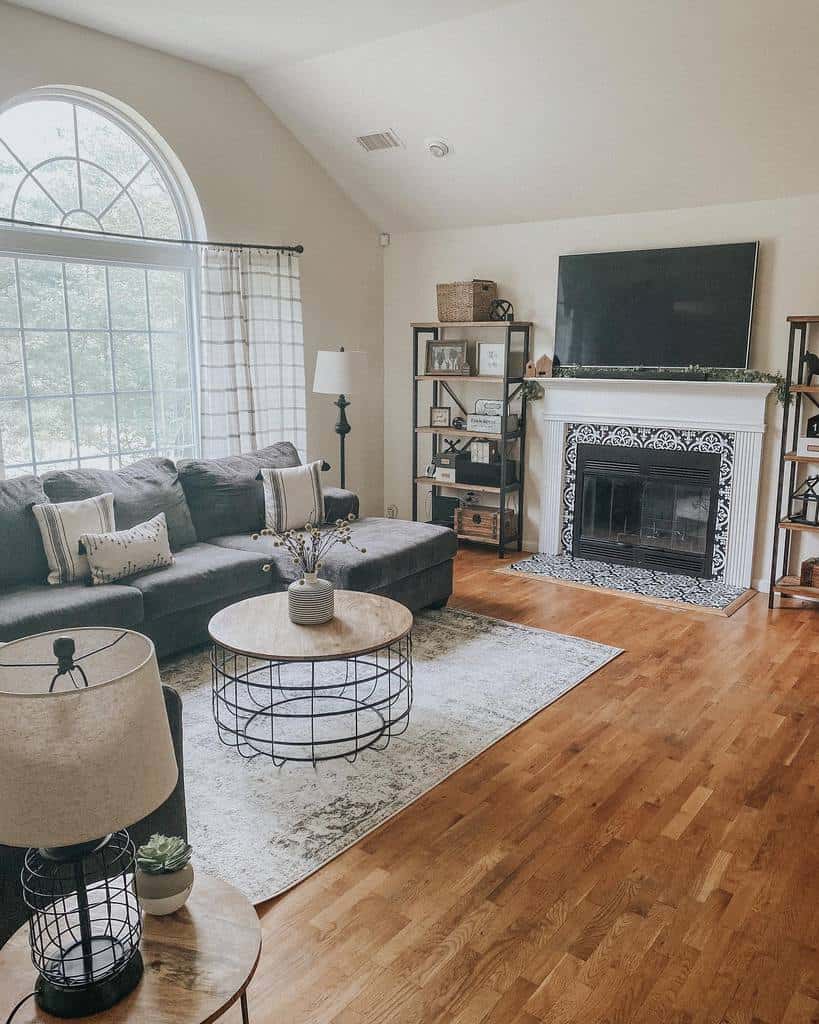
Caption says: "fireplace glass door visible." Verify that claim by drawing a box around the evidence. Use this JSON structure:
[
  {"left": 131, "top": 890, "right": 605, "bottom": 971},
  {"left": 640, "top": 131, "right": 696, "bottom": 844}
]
[{"left": 573, "top": 445, "right": 721, "bottom": 577}]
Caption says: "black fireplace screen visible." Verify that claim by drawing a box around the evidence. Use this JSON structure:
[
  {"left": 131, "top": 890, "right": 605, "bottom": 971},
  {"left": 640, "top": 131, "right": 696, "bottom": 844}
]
[{"left": 573, "top": 444, "right": 721, "bottom": 577}]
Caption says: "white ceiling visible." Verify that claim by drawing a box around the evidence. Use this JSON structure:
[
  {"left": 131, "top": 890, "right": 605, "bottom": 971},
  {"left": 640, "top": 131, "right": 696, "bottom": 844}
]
[{"left": 11, "top": 0, "right": 819, "bottom": 231}]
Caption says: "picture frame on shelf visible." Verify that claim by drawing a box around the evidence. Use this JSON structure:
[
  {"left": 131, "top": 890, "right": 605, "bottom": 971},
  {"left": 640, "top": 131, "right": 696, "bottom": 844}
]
[
  {"left": 429, "top": 406, "right": 451, "bottom": 428},
  {"left": 478, "top": 342, "right": 505, "bottom": 376},
  {"left": 425, "top": 340, "right": 470, "bottom": 375}
]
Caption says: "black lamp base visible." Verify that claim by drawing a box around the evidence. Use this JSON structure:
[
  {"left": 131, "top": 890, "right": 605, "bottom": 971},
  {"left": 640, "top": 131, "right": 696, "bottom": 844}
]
[{"left": 35, "top": 949, "right": 144, "bottom": 1019}]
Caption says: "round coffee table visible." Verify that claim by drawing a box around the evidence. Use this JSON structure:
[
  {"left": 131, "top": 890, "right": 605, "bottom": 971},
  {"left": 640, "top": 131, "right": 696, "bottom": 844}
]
[
  {"left": 208, "top": 591, "right": 414, "bottom": 765},
  {"left": 0, "top": 873, "right": 260, "bottom": 1024}
]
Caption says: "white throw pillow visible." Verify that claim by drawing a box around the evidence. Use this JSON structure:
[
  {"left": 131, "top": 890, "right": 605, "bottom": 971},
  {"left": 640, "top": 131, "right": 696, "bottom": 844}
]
[
  {"left": 260, "top": 461, "right": 324, "bottom": 532},
  {"left": 79, "top": 512, "right": 174, "bottom": 585},
  {"left": 33, "top": 493, "right": 115, "bottom": 585}
]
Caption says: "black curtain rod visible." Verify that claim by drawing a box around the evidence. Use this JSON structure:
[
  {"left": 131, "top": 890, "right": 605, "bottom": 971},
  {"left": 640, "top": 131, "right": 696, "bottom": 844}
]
[{"left": 0, "top": 216, "right": 304, "bottom": 254}]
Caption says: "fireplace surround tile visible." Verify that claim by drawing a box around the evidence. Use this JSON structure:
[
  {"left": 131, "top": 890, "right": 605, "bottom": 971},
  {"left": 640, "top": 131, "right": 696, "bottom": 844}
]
[{"left": 561, "top": 422, "right": 735, "bottom": 581}]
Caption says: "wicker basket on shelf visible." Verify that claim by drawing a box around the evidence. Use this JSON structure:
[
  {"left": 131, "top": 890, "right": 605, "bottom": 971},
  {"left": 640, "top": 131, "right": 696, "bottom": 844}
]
[
  {"left": 436, "top": 280, "right": 497, "bottom": 322},
  {"left": 800, "top": 557, "right": 819, "bottom": 588}
]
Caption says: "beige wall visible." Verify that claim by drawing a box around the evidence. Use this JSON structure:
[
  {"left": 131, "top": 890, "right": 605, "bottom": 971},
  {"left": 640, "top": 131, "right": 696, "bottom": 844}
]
[
  {"left": 0, "top": 2, "right": 384, "bottom": 513},
  {"left": 385, "top": 194, "right": 819, "bottom": 587}
]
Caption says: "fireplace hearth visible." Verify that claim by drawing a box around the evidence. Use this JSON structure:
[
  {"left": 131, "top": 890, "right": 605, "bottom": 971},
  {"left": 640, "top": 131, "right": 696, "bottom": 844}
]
[{"left": 573, "top": 444, "right": 721, "bottom": 578}]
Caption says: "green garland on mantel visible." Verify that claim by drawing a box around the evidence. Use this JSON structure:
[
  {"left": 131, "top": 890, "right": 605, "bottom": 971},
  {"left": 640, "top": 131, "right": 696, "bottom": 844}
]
[{"left": 552, "top": 366, "right": 789, "bottom": 404}]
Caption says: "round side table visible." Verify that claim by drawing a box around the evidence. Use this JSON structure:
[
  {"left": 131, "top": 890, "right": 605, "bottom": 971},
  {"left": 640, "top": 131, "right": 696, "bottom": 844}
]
[
  {"left": 209, "top": 590, "right": 414, "bottom": 765},
  {"left": 0, "top": 873, "right": 260, "bottom": 1024}
]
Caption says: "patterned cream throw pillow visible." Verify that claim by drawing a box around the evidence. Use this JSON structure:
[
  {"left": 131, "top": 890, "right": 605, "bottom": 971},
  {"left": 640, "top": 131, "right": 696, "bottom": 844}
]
[
  {"left": 260, "top": 460, "right": 324, "bottom": 532},
  {"left": 79, "top": 513, "right": 174, "bottom": 585},
  {"left": 33, "top": 493, "right": 115, "bottom": 585}
]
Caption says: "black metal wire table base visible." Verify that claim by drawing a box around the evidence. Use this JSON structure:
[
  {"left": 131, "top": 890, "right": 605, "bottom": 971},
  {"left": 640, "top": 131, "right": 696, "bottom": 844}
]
[{"left": 211, "top": 635, "right": 413, "bottom": 765}]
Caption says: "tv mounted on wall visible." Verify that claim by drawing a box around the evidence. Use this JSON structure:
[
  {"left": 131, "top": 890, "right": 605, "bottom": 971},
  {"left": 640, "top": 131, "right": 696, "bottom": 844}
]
[{"left": 554, "top": 241, "right": 758, "bottom": 371}]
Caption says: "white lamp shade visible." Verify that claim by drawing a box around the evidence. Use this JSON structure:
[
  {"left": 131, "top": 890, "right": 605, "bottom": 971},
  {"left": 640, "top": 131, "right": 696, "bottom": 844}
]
[
  {"left": 0, "top": 628, "right": 178, "bottom": 849},
  {"left": 313, "top": 350, "right": 367, "bottom": 395}
]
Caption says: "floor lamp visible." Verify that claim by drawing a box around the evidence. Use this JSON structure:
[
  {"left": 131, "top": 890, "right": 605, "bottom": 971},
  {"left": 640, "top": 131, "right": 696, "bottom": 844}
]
[{"left": 313, "top": 347, "right": 367, "bottom": 490}]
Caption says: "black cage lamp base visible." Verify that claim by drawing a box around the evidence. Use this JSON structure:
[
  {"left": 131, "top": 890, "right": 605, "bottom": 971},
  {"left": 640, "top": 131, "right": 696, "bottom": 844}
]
[{"left": 35, "top": 949, "right": 144, "bottom": 1018}]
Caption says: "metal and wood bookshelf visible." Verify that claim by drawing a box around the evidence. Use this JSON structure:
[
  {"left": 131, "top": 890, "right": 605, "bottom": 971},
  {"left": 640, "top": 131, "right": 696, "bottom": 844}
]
[
  {"left": 768, "top": 315, "right": 819, "bottom": 607},
  {"left": 411, "top": 321, "right": 532, "bottom": 557}
]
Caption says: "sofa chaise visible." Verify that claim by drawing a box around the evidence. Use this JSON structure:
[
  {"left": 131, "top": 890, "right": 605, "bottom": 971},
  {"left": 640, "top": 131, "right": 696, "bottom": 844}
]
[{"left": 0, "top": 443, "right": 456, "bottom": 657}]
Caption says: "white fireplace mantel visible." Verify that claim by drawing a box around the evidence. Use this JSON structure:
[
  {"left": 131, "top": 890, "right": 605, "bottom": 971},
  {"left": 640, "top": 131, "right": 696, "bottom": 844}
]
[{"left": 539, "top": 378, "right": 775, "bottom": 589}]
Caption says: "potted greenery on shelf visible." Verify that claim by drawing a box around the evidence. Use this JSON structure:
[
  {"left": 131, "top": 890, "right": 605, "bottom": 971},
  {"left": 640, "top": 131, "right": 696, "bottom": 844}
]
[{"left": 135, "top": 834, "right": 194, "bottom": 916}]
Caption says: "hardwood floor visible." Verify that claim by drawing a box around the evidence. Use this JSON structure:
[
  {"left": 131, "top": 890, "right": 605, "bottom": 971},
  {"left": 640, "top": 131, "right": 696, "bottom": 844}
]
[{"left": 235, "top": 548, "right": 819, "bottom": 1024}]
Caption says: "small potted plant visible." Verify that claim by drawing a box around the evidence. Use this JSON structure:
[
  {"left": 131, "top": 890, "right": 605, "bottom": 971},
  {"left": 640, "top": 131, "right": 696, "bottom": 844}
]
[
  {"left": 135, "top": 834, "right": 194, "bottom": 916},
  {"left": 254, "top": 514, "right": 367, "bottom": 625}
]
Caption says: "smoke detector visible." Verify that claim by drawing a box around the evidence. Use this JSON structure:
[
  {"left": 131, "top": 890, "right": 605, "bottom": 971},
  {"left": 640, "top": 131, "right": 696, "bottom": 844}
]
[
  {"left": 425, "top": 138, "right": 451, "bottom": 158},
  {"left": 355, "top": 130, "right": 403, "bottom": 152}
]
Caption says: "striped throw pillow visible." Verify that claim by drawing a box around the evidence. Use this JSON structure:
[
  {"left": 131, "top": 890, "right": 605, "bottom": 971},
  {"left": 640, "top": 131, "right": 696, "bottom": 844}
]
[
  {"left": 79, "top": 512, "right": 174, "bottom": 585},
  {"left": 260, "top": 460, "right": 324, "bottom": 532},
  {"left": 32, "top": 493, "right": 115, "bottom": 585}
]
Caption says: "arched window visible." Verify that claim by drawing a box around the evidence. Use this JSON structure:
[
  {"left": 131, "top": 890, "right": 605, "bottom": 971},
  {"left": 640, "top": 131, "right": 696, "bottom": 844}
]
[{"left": 0, "top": 89, "right": 200, "bottom": 477}]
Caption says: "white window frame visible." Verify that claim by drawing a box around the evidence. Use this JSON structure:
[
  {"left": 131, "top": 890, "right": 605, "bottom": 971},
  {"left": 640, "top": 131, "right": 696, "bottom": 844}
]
[{"left": 0, "top": 86, "right": 202, "bottom": 475}]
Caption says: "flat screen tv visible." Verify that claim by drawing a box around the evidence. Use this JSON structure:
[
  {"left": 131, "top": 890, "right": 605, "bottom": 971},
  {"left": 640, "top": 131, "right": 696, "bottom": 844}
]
[{"left": 554, "top": 241, "right": 758, "bottom": 370}]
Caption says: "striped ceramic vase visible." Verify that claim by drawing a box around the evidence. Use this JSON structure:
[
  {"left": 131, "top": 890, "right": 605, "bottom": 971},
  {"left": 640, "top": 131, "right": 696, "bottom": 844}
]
[{"left": 288, "top": 572, "right": 335, "bottom": 625}]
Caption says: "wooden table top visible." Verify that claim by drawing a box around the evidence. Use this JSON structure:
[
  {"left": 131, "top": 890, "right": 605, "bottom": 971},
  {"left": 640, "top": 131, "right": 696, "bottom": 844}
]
[
  {"left": 208, "top": 590, "right": 413, "bottom": 662},
  {"left": 0, "top": 873, "right": 260, "bottom": 1024}
]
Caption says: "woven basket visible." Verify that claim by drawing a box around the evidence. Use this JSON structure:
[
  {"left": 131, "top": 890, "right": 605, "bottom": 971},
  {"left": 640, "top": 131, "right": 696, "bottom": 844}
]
[
  {"left": 436, "top": 280, "right": 497, "bottom": 322},
  {"left": 800, "top": 557, "right": 819, "bottom": 588}
]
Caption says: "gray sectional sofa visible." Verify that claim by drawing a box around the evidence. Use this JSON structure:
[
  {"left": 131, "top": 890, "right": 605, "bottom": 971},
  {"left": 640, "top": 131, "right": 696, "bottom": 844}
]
[{"left": 0, "top": 442, "right": 456, "bottom": 656}]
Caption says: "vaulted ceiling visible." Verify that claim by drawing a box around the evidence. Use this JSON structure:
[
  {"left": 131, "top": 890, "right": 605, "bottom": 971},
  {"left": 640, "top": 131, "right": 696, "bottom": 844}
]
[{"left": 10, "top": 0, "right": 819, "bottom": 231}]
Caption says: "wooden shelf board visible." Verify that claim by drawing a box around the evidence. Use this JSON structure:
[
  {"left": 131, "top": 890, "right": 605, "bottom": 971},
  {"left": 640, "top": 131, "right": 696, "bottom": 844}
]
[
  {"left": 790, "top": 385, "right": 819, "bottom": 394},
  {"left": 415, "top": 426, "right": 518, "bottom": 440},
  {"left": 411, "top": 321, "right": 532, "bottom": 329},
  {"left": 778, "top": 519, "right": 819, "bottom": 533},
  {"left": 456, "top": 533, "right": 518, "bottom": 546},
  {"left": 415, "top": 375, "right": 523, "bottom": 384},
  {"left": 415, "top": 476, "right": 519, "bottom": 494},
  {"left": 784, "top": 451, "right": 819, "bottom": 463},
  {"left": 774, "top": 576, "right": 819, "bottom": 600},
  {"left": 786, "top": 315, "right": 819, "bottom": 323}
]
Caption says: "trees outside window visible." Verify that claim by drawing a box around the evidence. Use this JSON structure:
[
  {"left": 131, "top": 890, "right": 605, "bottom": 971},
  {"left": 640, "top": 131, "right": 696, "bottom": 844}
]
[{"left": 0, "top": 91, "right": 199, "bottom": 476}]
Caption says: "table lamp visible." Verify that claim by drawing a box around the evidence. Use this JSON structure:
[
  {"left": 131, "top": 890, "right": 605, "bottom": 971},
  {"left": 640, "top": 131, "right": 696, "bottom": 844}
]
[
  {"left": 0, "top": 628, "right": 178, "bottom": 1018},
  {"left": 313, "top": 347, "right": 367, "bottom": 489}
]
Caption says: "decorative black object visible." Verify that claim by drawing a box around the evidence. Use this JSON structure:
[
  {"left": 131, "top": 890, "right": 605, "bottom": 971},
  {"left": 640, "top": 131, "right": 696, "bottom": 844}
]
[
  {"left": 489, "top": 298, "right": 514, "bottom": 322},
  {"left": 211, "top": 636, "right": 412, "bottom": 765},
  {"left": 808, "top": 414, "right": 819, "bottom": 439},
  {"left": 430, "top": 493, "right": 460, "bottom": 527},
  {"left": 789, "top": 475, "right": 819, "bottom": 526},
  {"left": 802, "top": 351, "right": 819, "bottom": 387},
  {"left": 456, "top": 459, "right": 518, "bottom": 488},
  {"left": 23, "top": 833, "right": 143, "bottom": 1018},
  {"left": 452, "top": 415, "right": 467, "bottom": 430}
]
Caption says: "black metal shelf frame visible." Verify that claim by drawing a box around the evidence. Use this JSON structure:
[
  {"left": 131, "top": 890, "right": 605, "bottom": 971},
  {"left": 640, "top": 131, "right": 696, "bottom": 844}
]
[
  {"left": 411, "top": 323, "right": 532, "bottom": 557},
  {"left": 768, "top": 318, "right": 819, "bottom": 607}
]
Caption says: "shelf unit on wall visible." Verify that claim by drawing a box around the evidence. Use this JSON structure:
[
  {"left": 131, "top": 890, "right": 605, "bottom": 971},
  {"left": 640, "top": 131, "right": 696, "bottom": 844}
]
[
  {"left": 768, "top": 315, "right": 819, "bottom": 607},
  {"left": 411, "top": 321, "right": 532, "bottom": 558}
]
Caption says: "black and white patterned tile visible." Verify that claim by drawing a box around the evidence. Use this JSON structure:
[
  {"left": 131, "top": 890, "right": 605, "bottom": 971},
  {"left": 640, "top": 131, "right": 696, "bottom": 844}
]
[
  {"left": 510, "top": 552, "right": 746, "bottom": 609},
  {"left": 561, "top": 423, "right": 735, "bottom": 581}
]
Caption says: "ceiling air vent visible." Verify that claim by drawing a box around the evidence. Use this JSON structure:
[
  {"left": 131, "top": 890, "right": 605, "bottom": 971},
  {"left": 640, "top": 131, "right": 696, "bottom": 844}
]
[{"left": 355, "top": 130, "right": 403, "bottom": 152}]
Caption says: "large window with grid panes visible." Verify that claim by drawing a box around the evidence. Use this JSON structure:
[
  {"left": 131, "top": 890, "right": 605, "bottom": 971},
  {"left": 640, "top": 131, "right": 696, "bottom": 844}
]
[{"left": 0, "top": 89, "right": 199, "bottom": 477}]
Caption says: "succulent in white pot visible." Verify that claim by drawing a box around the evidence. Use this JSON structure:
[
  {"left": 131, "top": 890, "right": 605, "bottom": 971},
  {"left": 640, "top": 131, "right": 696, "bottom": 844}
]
[{"left": 135, "top": 834, "right": 194, "bottom": 916}]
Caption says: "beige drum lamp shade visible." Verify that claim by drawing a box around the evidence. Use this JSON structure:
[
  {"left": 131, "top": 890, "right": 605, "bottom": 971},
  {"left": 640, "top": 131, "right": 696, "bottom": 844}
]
[
  {"left": 0, "top": 628, "right": 178, "bottom": 849},
  {"left": 313, "top": 349, "right": 367, "bottom": 395}
]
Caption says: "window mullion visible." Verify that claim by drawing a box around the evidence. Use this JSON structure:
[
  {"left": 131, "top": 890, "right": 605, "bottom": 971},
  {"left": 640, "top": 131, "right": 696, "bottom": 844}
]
[
  {"left": 12, "top": 257, "right": 37, "bottom": 475},
  {"left": 60, "top": 262, "right": 82, "bottom": 470},
  {"left": 103, "top": 265, "right": 123, "bottom": 469},
  {"left": 144, "top": 269, "right": 161, "bottom": 459}
]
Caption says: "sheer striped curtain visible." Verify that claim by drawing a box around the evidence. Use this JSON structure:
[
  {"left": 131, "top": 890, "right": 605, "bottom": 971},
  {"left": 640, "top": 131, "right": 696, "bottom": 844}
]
[{"left": 199, "top": 248, "right": 306, "bottom": 459}]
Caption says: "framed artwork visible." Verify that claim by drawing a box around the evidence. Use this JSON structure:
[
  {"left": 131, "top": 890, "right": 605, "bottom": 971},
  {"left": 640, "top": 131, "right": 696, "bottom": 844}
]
[
  {"left": 478, "top": 342, "right": 505, "bottom": 376},
  {"left": 429, "top": 406, "right": 451, "bottom": 427},
  {"left": 425, "top": 340, "right": 469, "bottom": 375}
]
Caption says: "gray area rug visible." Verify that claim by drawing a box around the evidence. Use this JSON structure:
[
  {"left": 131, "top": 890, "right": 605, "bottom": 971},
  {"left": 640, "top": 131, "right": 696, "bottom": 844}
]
[
  {"left": 508, "top": 553, "right": 747, "bottom": 610},
  {"left": 161, "top": 607, "right": 621, "bottom": 904}
]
